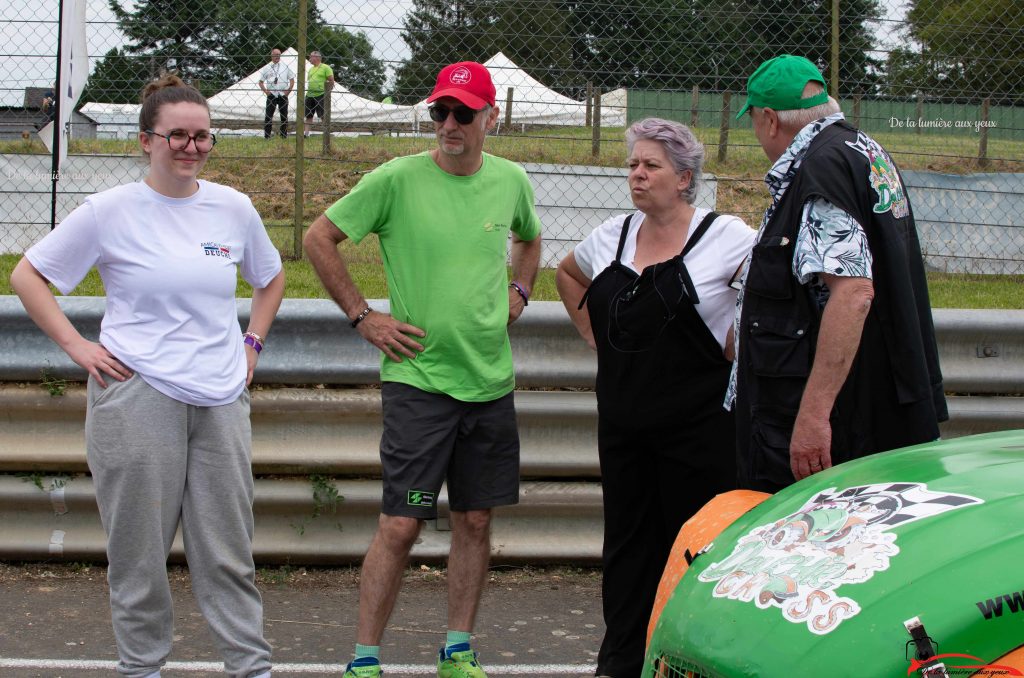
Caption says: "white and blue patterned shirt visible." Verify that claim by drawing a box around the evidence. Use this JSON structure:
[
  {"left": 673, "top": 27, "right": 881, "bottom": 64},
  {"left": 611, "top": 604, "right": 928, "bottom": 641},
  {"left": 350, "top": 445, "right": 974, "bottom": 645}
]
[{"left": 724, "top": 112, "right": 873, "bottom": 410}]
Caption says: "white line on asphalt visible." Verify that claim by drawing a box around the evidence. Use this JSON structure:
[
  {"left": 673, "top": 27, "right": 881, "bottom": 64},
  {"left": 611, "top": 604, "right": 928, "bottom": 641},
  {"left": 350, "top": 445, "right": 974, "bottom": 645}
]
[{"left": 0, "top": 658, "right": 596, "bottom": 675}]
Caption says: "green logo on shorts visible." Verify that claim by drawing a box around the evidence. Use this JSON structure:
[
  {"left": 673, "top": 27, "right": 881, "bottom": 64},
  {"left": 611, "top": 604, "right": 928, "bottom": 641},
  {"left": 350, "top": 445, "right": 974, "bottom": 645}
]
[{"left": 407, "top": 490, "right": 435, "bottom": 507}]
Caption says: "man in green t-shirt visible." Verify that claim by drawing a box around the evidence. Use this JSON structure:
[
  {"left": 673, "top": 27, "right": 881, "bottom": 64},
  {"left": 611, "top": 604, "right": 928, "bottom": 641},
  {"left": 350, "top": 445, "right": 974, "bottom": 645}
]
[
  {"left": 303, "top": 50, "right": 334, "bottom": 137},
  {"left": 305, "top": 61, "right": 542, "bottom": 678}
]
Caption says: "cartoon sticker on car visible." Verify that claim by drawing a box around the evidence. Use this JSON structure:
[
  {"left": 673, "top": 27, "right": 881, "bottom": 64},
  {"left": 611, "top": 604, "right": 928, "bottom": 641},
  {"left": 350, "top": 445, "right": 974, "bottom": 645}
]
[{"left": 697, "top": 483, "right": 983, "bottom": 635}]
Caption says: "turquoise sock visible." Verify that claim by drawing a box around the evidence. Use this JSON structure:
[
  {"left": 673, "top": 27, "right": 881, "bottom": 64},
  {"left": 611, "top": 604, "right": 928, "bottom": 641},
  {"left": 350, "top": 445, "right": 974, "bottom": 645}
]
[
  {"left": 445, "top": 630, "right": 472, "bottom": 651},
  {"left": 354, "top": 643, "right": 380, "bottom": 661}
]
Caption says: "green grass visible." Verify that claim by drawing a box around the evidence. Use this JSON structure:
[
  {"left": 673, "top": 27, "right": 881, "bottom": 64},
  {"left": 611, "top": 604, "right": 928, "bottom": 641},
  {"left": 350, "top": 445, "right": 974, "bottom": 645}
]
[
  {"left": 2, "top": 252, "right": 1020, "bottom": 308},
  {"left": 924, "top": 273, "right": 1024, "bottom": 309}
]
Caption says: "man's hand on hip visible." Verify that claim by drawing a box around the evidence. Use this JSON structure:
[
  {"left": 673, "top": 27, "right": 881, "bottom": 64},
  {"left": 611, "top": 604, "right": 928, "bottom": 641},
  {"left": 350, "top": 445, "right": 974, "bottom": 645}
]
[
  {"left": 507, "top": 288, "right": 526, "bottom": 325},
  {"left": 356, "top": 311, "right": 426, "bottom": 362}
]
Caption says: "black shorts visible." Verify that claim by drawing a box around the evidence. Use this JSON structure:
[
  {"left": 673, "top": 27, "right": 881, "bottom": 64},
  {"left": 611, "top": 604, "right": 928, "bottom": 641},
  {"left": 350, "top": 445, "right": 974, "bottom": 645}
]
[
  {"left": 305, "top": 94, "right": 326, "bottom": 119},
  {"left": 379, "top": 382, "right": 520, "bottom": 518}
]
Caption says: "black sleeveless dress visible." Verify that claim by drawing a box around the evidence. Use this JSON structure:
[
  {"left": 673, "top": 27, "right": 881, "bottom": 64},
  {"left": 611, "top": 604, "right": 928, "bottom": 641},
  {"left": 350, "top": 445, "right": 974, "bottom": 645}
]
[{"left": 583, "top": 212, "right": 737, "bottom": 678}]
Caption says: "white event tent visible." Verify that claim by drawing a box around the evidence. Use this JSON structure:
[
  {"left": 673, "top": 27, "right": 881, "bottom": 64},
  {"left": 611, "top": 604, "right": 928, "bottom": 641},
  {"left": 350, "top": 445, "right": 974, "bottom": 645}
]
[
  {"left": 78, "top": 102, "right": 142, "bottom": 139},
  {"left": 207, "top": 48, "right": 417, "bottom": 130}
]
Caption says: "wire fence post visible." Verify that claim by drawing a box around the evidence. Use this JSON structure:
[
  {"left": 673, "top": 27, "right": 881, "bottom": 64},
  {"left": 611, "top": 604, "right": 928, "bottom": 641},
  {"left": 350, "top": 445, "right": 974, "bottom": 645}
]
[
  {"left": 690, "top": 85, "right": 700, "bottom": 128},
  {"left": 505, "top": 87, "right": 513, "bottom": 131},
  {"left": 718, "top": 91, "right": 731, "bottom": 163},
  {"left": 585, "top": 82, "right": 593, "bottom": 127},
  {"left": 591, "top": 88, "right": 601, "bottom": 158},
  {"left": 321, "top": 85, "right": 331, "bottom": 154},
  {"left": 978, "top": 97, "right": 990, "bottom": 167},
  {"left": 293, "top": 0, "right": 307, "bottom": 260},
  {"left": 831, "top": 0, "right": 840, "bottom": 97}
]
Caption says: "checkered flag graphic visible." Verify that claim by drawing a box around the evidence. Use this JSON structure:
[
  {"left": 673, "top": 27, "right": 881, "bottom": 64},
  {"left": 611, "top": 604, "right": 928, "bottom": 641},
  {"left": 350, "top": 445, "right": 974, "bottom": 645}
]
[{"left": 806, "top": 483, "right": 984, "bottom": 530}]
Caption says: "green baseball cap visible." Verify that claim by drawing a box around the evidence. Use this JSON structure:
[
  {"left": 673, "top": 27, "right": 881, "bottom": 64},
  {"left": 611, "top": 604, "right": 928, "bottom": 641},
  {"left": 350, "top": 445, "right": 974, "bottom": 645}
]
[{"left": 736, "top": 54, "right": 828, "bottom": 119}]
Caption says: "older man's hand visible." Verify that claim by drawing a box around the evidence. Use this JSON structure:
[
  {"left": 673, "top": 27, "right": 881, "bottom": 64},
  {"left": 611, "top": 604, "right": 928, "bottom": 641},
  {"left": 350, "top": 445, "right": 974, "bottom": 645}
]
[{"left": 790, "top": 412, "right": 833, "bottom": 481}]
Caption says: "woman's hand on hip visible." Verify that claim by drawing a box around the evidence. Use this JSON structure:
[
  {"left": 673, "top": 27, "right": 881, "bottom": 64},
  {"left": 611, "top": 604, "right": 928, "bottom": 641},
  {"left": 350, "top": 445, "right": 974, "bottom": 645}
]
[
  {"left": 66, "top": 338, "right": 132, "bottom": 388},
  {"left": 245, "top": 344, "right": 259, "bottom": 386}
]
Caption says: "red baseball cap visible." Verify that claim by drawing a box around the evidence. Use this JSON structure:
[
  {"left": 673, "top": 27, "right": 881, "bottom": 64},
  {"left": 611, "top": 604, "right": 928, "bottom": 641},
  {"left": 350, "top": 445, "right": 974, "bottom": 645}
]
[{"left": 426, "top": 62, "right": 496, "bottom": 109}]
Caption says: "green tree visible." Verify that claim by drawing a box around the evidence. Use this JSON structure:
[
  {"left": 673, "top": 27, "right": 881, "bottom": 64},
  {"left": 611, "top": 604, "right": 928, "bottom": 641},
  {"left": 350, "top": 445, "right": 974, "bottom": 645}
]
[
  {"left": 393, "top": 0, "right": 583, "bottom": 102},
  {"left": 310, "top": 25, "right": 387, "bottom": 100},
  {"left": 392, "top": 0, "right": 502, "bottom": 103},
  {"left": 395, "top": 0, "right": 881, "bottom": 103},
  {"left": 83, "top": 0, "right": 386, "bottom": 102},
  {"left": 889, "top": 0, "right": 1024, "bottom": 103},
  {"left": 79, "top": 48, "right": 152, "bottom": 104},
  {"left": 107, "top": 0, "right": 223, "bottom": 96}
]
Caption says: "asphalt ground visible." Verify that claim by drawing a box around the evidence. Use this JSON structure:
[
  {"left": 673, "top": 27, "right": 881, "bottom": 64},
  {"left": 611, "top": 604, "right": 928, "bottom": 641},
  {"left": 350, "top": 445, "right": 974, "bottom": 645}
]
[{"left": 0, "top": 563, "right": 605, "bottom": 678}]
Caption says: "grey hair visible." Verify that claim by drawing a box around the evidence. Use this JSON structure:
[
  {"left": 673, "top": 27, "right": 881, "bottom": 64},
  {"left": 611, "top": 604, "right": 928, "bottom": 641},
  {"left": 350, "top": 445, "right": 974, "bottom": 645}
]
[
  {"left": 476, "top": 104, "right": 493, "bottom": 130},
  {"left": 772, "top": 82, "right": 841, "bottom": 128},
  {"left": 625, "top": 117, "right": 704, "bottom": 204}
]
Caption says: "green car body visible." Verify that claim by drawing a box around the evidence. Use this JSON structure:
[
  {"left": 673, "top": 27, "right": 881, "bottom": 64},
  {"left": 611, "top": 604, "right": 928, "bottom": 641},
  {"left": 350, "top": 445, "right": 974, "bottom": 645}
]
[{"left": 644, "top": 430, "right": 1024, "bottom": 677}]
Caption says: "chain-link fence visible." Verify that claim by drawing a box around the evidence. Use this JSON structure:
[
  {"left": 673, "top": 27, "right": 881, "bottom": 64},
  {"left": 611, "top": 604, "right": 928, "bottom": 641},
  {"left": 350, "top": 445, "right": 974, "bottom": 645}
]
[{"left": 2, "top": 0, "right": 1022, "bottom": 271}]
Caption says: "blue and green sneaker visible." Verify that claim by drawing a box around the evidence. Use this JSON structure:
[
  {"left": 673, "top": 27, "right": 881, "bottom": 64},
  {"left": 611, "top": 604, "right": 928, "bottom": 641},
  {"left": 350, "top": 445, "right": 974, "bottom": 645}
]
[
  {"left": 437, "top": 642, "right": 487, "bottom": 678},
  {"left": 343, "top": 656, "right": 382, "bottom": 678}
]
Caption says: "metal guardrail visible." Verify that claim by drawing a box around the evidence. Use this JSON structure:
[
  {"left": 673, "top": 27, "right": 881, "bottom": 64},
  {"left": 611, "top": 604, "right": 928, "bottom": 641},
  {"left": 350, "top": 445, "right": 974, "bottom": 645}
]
[
  {"left": 0, "top": 386, "right": 600, "bottom": 476},
  {"left": 0, "top": 386, "right": 1017, "bottom": 474},
  {"left": 0, "top": 475, "right": 603, "bottom": 564},
  {"left": 2, "top": 298, "right": 1023, "bottom": 392},
  {"left": 0, "top": 297, "right": 1022, "bottom": 564}
]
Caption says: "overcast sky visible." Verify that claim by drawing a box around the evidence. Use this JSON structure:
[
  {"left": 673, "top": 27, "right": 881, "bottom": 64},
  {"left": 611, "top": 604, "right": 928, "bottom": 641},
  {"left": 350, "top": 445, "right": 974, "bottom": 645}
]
[{"left": 2, "top": 0, "right": 908, "bottom": 107}]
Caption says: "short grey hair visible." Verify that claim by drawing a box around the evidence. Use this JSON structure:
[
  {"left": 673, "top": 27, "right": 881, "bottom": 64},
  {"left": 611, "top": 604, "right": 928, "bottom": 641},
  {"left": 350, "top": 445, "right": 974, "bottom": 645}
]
[
  {"left": 772, "top": 82, "right": 841, "bottom": 128},
  {"left": 625, "top": 117, "right": 704, "bottom": 204},
  {"left": 309, "top": 51, "right": 322, "bottom": 58},
  {"left": 476, "top": 104, "right": 493, "bottom": 130}
]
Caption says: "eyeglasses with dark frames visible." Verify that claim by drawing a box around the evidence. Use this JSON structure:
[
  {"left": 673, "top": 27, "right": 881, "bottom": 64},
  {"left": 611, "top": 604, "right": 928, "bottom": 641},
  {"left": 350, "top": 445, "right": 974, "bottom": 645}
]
[
  {"left": 428, "top": 104, "right": 480, "bottom": 125},
  {"left": 145, "top": 128, "right": 217, "bottom": 152}
]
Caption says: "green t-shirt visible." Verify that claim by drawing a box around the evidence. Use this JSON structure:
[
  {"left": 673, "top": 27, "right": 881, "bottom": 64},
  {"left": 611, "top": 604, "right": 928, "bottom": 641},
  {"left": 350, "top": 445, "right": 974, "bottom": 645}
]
[
  {"left": 307, "top": 64, "right": 333, "bottom": 96},
  {"left": 325, "top": 152, "right": 542, "bottom": 402}
]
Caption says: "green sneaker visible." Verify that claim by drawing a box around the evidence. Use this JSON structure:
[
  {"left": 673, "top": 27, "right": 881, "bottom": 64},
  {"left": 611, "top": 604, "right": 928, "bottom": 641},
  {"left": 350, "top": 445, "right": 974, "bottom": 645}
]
[
  {"left": 343, "top": 657, "right": 382, "bottom": 678},
  {"left": 437, "top": 642, "right": 487, "bottom": 678}
]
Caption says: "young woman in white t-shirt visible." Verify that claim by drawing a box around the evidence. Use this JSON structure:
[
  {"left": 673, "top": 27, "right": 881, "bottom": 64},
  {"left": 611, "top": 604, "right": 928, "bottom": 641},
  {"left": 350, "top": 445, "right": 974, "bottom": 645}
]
[
  {"left": 556, "top": 117, "right": 754, "bottom": 678},
  {"left": 10, "top": 75, "right": 284, "bottom": 678}
]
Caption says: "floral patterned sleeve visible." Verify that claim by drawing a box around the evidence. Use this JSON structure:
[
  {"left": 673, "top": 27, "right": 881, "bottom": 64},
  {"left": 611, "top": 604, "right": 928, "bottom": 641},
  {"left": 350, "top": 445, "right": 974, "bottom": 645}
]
[{"left": 793, "top": 198, "right": 873, "bottom": 286}]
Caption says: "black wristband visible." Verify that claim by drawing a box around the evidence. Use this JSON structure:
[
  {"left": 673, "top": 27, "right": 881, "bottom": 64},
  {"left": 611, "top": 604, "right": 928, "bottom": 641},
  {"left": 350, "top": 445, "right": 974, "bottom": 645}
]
[
  {"left": 509, "top": 281, "right": 530, "bottom": 306},
  {"left": 350, "top": 307, "right": 372, "bottom": 328}
]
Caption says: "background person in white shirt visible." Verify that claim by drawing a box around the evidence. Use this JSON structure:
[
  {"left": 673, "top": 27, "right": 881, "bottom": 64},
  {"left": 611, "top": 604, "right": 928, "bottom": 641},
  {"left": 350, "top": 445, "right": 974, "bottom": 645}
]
[
  {"left": 557, "top": 117, "right": 753, "bottom": 678},
  {"left": 259, "top": 48, "right": 295, "bottom": 138},
  {"left": 10, "top": 74, "right": 284, "bottom": 678}
]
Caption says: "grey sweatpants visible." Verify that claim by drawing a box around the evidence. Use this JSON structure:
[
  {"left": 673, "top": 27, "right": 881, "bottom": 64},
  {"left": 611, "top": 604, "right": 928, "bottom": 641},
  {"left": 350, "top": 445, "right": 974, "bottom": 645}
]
[{"left": 86, "top": 374, "right": 272, "bottom": 678}]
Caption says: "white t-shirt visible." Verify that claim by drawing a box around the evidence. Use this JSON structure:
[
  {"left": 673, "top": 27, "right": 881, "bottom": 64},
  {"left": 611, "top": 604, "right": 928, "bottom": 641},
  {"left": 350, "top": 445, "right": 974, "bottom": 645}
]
[
  {"left": 260, "top": 62, "right": 294, "bottom": 95},
  {"left": 26, "top": 180, "right": 283, "bottom": 406},
  {"left": 574, "top": 207, "right": 755, "bottom": 349}
]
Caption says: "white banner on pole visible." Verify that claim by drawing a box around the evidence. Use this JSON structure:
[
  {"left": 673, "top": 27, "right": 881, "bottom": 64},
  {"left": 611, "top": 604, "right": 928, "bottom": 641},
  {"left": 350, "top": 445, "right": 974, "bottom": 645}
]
[{"left": 38, "top": 0, "right": 89, "bottom": 173}]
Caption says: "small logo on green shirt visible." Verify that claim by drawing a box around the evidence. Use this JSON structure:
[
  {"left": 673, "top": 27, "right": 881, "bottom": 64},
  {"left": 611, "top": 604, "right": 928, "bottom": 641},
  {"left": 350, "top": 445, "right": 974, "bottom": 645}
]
[
  {"left": 407, "top": 490, "right": 435, "bottom": 507},
  {"left": 483, "top": 222, "right": 509, "bottom": 232}
]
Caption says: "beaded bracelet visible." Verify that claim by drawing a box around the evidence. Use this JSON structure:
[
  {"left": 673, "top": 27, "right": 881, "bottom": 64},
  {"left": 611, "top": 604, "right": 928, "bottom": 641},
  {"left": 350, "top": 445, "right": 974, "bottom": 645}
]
[
  {"left": 242, "top": 331, "right": 264, "bottom": 354},
  {"left": 509, "top": 281, "right": 530, "bottom": 306},
  {"left": 350, "top": 307, "right": 372, "bottom": 328}
]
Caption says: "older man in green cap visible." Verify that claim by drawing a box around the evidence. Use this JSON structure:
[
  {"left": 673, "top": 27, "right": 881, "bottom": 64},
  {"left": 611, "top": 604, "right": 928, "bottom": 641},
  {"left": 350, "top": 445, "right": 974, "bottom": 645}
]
[{"left": 726, "top": 54, "right": 947, "bottom": 492}]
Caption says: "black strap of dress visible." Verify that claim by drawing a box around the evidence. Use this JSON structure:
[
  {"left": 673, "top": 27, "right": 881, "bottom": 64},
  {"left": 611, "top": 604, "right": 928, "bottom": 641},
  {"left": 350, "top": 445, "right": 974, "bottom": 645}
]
[
  {"left": 617, "top": 210, "right": 720, "bottom": 304},
  {"left": 580, "top": 211, "right": 720, "bottom": 309},
  {"left": 613, "top": 210, "right": 720, "bottom": 262}
]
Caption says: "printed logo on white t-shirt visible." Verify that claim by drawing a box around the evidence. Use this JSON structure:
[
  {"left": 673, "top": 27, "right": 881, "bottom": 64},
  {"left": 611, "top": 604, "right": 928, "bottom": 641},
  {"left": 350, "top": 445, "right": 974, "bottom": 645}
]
[{"left": 202, "top": 241, "right": 231, "bottom": 258}]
